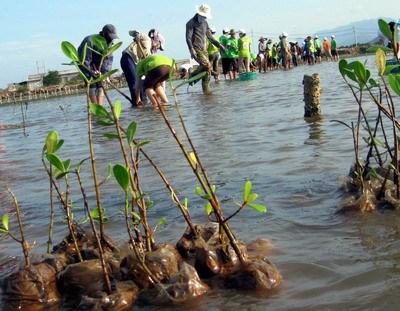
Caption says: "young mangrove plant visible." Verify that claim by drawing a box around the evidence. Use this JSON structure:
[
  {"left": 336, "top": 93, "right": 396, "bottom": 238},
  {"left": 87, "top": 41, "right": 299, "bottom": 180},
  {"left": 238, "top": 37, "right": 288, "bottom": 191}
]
[
  {"left": 336, "top": 19, "right": 400, "bottom": 211},
  {"left": 0, "top": 188, "right": 31, "bottom": 267}
]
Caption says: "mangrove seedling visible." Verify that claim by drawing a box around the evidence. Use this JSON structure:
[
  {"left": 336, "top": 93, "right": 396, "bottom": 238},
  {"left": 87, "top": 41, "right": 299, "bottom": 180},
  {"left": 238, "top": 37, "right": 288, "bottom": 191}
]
[{"left": 1, "top": 188, "right": 32, "bottom": 267}]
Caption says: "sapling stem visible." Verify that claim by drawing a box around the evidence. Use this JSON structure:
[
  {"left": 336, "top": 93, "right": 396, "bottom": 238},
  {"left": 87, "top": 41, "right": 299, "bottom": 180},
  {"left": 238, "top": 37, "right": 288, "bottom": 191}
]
[
  {"left": 6, "top": 188, "right": 30, "bottom": 267},
  {"left": 75, "top": 170, "right": 112, "bottom": 294},
  {"left": 85, "top": 84, "right": 106, "bottom": 242},
  {"left": 154, "top": 94, "right": 247, "bottom": 265}
]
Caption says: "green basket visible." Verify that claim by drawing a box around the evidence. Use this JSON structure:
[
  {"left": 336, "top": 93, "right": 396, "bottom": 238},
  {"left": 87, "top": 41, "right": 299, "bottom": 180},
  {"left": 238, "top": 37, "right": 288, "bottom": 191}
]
[{"left": 239, "top": 72, "right": 257, "bottom": 81}]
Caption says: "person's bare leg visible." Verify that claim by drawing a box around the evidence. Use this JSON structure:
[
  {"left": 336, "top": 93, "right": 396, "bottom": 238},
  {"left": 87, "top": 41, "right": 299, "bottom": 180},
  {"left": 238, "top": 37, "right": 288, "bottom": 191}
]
[{"left": 154, "top": 85, "right": 168, "bottom": 104}]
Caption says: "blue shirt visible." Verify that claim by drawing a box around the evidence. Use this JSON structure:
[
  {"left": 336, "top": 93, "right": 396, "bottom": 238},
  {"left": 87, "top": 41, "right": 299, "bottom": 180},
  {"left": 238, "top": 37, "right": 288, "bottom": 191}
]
[{"left": 78, "top": 34, "right": 114, "bottom": 78}]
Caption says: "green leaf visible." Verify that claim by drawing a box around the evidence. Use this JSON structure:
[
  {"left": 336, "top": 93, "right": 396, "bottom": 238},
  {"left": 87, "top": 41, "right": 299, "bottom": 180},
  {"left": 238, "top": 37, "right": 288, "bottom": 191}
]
[
  {"left": 131, "top": 212, "right": 141, "bottom": 221},
  {"left": 370, "top": 168, "right": 379, "bottom": 179},
  {"left": 76, "top": 157, "right": 90, "bottom": 172},
  {"left": 338, "top": 59, "right": 348, "bottom": 76},
  {"left": 90, "top": 103, "right": 112, "bottom": 119},
  {"left": 243, "top": 181, "right": 252, "bottom": 201},
  {"left": 113, "top": 164, "right": 130, "bottom": 191},
  {"left": 2, "top": 214, "right": 9, "bottom": 231},
  {"left": 105, "top": 41, "right": 123, "bottom": 57},
  {"left": 126, "top": 121, "right": 137, "bottom": 144},
  {"left": 388, "top": 74, "right": 400, "bottom": 96},
  {"left": 156, "top": 218, "right": 167, "bottom": 226},
  {"left": 45, "top": 131, "right": 59, "bottom": 153},
  {"left": 90, "top": 35, "right": 107, "bottom": 52},
  {"left": 103, "top": 133, "right": 120, "bottom": 139},
  {"left": 183, "top": 197, "right": 188, "bottom": 210},
  {"left": 92, "top": 69, "right": 119, "bottom": 84},
  {"left": 202, "top": 193, "right": 212, "bottom": 200},
  {"left": 372, "top": 137, "right": 385, "bottom": 148},
  {"left": 248, "top": 203, "right": 267, "bottom": 213},
  {"left": 114, "top": 101, "right": 122, "bottom": 120},
  {"left": 368, "top": 78, "right": 379, "bottom": 88},
  {"left": 195, "top": 187, "right": 203, "bottom": 197},
  {"left": 366, "top": 45, "right": 392, "bottom": 53},
  {"left": 63, "top": 159, "right": 72, "bottom": 171},
  {"left": 135, "top": 140, "right": 150, "bottom": 147},
  {"left": 378, "top": 19, "right": 393, "bottom": 40},
  {"left": 56, "top": 172, "right": 69, "bottom": 180},
  {"left": 205, "top": 202, "right": 213, "bottom": 215},
  {"left": 61, "top": 41, "right": 79, "bottom": 62},
  {"left": 352, "top": 61, "right": 367, "bottom": 88},
  {"left": 55, "top": 140, "right": 64, "bottom": 152},
  {"left": 247, "top": 193, "right": 258, "bottom": 203},
  {"left": 375, "top": 49, "right": 386, "bottom": 76},
  {"left": 211, "top": 185, "right": 216, "bottom": 193},
  {"left": 46, "top": 153, "right": 65, "bottom": 172},
  {"left": 0, "top": 228, "right": 8, "bottom": 234},
  {"left": 189, "top": 152, "right": 197, "bottom": 165},
  {"left": 96, "top": 120, "right": 115, "bottom": 126},
  {"left": 385, "top": 64, "right": 400, "bottom": 75}
]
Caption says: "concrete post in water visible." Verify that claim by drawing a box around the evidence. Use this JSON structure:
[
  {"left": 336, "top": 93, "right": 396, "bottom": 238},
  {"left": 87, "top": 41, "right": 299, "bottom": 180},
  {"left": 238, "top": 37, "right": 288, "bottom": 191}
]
[{"left": 303, "top": 73, "right": 321, "bottom": 117}]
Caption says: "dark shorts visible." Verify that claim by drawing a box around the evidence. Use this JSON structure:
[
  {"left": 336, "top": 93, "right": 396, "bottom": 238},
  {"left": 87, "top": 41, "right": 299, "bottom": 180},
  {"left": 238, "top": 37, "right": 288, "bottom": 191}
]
[
  {"left": 331, "top": 49, "right": 337, "bottom": 56},
  {"left": 221, "top": 57, "right": 230, "bottom": 74},
  {"left": 228, "top": 58, "right": 238, "bottom": 72},
  {"left": 143, "top": 65, "right": 170, "bottom": 89}
]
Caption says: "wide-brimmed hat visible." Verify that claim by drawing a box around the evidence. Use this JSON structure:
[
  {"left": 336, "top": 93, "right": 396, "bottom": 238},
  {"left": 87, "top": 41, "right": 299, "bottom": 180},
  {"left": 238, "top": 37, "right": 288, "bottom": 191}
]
[
  {"left": 210, "top": 27, "right": 216, "bottom": 33},
  {"left": 259, "top": 36, "right": 266, "bottom": 41},
  {"left": 223, "top": 27, "right": 229, "bottom": 33},
  {"left": 331, "top": 35, "right": 335, "bottom": 38},
  {"left": 102, "top": 24, "right": 118, "bottom": 39},
  {"left": 230, "top": 29, "right": 236, "bottom": 35},
  {"left": 196, "top": 4, "right": 212, "bottom": 19},
  {"left": 238, "top": 29, "right": 246, "bottom": 35}
]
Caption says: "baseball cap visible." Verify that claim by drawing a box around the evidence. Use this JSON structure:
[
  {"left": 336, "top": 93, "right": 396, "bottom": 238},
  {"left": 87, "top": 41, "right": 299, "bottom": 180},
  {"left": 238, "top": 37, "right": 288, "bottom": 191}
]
[{"left": 102, "top": 24, "right": 118, "bottom": 39}]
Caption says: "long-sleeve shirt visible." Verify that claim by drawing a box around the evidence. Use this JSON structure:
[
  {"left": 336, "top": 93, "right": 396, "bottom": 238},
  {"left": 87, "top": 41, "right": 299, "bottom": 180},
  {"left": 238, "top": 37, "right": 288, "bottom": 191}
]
[
  {"left": 78, "top": 34, "right": 114, "bottom": 78},
  {"left": 185, "top": 15, "right": 221, "bottom": 52}
]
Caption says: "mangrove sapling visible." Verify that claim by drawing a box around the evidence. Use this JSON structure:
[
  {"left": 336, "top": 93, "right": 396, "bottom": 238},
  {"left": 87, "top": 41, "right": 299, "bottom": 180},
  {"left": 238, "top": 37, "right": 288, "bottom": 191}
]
[
  {"left": 61, "top": 37, "right": 121, "bottom": 246},
  {"left": 75, "top": 166, "right": 113, "bottom": 295},
  {"left": 337, "top": 42, "right": 400, "bottom": 210},
  {"left": 1, "top": 188, "right": 31, "bottom": 267},
  {"left": 150, "top": 68, "right": 268, "bottom": 265},
  {"left": 113, "top": 164, "right": 159, "bottom": 285},
  {"left": 42, "top": 130, "right": 65, "bottom": 253},
  {"left": 45, "top": 150, "right": 83, "bottom": 262}
]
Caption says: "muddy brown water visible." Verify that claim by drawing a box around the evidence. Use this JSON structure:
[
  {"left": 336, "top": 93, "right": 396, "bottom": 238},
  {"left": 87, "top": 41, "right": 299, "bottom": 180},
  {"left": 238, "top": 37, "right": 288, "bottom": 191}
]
[{"left": 1, "top": 55, "right": 400, "bottom": 310}]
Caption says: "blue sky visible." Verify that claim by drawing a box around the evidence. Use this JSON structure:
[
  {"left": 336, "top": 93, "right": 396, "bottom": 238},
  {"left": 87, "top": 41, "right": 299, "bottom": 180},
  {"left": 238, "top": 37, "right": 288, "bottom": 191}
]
[{"left": 0, "top": 0, "right": 398, "bottom": 89}]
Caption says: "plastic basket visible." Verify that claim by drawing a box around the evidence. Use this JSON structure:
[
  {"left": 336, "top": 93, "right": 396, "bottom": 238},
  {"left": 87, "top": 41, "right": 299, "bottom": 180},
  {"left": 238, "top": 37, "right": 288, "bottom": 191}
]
[{"left": 239, "top": 72, "right": 257, "bottom": 81}]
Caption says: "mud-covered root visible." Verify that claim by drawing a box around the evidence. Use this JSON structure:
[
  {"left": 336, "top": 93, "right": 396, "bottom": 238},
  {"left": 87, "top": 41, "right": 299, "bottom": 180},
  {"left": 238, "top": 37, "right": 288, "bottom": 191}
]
[
  {"left": 73, "top": 281, "right": 139, "bottom": 311},
  {"left": 135, "top": 262, "right": 210, "bottom": 306},
  {"left": 222, "top": 256, "right": 282, "bottom": 291},
  {"left": 58, "top": 259, "right": 109, "bottom": 297},
  {"left": 52, "top": 230, "right": 118, "bottom": 260},
  {"left": 194, "top": 239, "right": 245, "bottom": 278},
  {"left": 121, "top": 243, "right": 181, "bottom": 289},
  {"left": 337, "top": 172, "right": 400, "bottom": 212},
  {"left": 1, "top": 262, "right": 61, "bottom": 311},
  {"left": 176, "top": 223, "right": 219, "bottom": 258}
]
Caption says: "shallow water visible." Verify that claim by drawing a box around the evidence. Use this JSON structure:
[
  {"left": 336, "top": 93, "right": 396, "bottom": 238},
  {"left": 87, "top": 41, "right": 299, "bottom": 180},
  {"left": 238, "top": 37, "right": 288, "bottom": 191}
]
[{"left": 1, "top": 55, "right": 400, "bottom": 310}]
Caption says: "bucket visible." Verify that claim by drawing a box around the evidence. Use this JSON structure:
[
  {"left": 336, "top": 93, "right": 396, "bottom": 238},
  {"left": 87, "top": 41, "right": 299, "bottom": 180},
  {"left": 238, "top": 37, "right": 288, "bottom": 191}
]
[{"left": 239, "top": 72, "right": 257, "bottom": 81}]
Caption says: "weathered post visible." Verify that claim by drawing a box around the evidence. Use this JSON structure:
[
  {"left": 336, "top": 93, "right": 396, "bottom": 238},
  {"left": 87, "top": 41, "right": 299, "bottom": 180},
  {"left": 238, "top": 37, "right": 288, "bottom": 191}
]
[{"left": 303, "top": 73, "right": 321, "bottom": 117}]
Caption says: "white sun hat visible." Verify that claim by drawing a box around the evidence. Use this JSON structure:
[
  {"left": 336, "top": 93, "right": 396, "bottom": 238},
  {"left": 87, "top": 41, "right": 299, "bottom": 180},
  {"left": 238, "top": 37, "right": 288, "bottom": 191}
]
[{"left": 196, "top": 4, "right": 212, "bottom": 19}]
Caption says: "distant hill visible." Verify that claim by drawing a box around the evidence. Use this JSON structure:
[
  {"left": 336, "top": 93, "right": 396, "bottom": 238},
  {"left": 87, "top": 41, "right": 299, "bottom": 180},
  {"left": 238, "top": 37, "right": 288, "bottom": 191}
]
[{"left": 315, "top": 17, "right": 395, "bottom": 47}]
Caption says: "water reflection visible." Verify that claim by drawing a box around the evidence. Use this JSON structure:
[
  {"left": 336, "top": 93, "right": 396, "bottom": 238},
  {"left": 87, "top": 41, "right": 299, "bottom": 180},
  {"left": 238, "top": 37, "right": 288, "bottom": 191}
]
[{"left": 304, "top": 115, "right": 325, "bottom": 145}]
